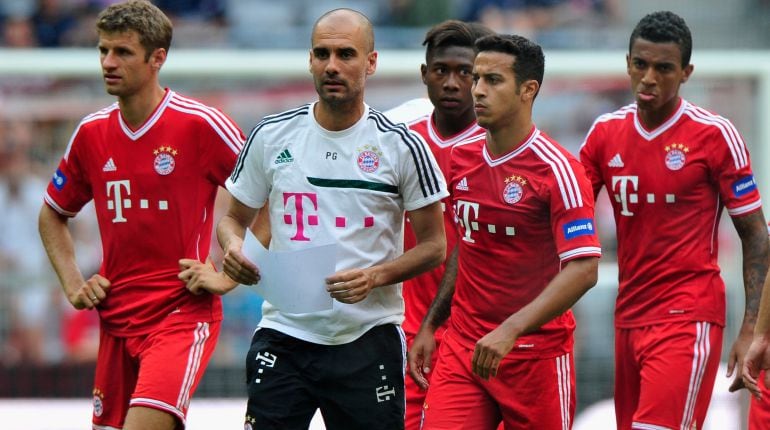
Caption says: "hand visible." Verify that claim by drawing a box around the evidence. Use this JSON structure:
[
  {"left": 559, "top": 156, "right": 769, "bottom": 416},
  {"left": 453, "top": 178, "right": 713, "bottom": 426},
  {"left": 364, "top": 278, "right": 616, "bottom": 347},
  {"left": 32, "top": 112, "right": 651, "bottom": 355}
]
[
  {"left": 472, "top": 324, "right": 517, "bottom": 380},
  {"left": 743, "top": 335, "right": 770, "bottom": 398},
  {"left": 325, "top": 268, "right": 378, "bottom": 304},
  {"left": 727, "top": 323, "right": 754, "bottom": 392},
  {"left": 70, "top": 274, "right": 111, "bottom": 310},
  {"left": 408, "top": 328, "right": 436, "bottom": 390},
  {"left": 179, "top": 258, "right": 239, "bottom": 296},
  {"left": 221, "top": 237, "right": 260, "bottom": 285}
]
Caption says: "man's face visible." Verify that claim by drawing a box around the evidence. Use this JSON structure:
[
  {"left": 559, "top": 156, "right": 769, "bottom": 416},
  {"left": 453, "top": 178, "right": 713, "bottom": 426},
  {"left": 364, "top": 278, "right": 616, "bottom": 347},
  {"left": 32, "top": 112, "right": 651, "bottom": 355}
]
[
  {"left": 627, "top": 37, "right": 693, "bottom": 113},
  {"left": 98, "top": 30, "right": 159, "bottom": 98},
  {"left": 309, "top": 18, "right": 376, "bottom": 108},
  {"left": 421, "top": 45, "right": 476, "bottom": 120},
  {"left": 471, "top": 51, "right": 520, "bottom": 131}
]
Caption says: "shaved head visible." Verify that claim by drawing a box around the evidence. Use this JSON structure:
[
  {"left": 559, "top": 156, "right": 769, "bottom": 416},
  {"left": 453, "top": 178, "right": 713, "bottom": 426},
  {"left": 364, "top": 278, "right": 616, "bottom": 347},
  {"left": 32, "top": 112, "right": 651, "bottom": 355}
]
[{"left": 312, "top": 8, "right": 374, "bottom": 52}]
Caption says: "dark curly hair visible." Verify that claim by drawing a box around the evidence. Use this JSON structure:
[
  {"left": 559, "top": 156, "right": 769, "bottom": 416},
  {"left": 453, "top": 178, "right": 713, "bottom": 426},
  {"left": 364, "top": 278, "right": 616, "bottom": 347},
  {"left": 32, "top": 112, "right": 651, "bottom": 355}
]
[
  {"left": 422, "top": 20, "right": 494, "bottom": 62},
  {"left": 629, "top": 11, "right": 692, "bottom": 67}
]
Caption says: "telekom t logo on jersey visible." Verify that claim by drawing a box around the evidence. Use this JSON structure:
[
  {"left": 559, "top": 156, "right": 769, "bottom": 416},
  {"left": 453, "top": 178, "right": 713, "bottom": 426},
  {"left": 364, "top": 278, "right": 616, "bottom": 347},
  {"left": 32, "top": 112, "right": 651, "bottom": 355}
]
[
  {"left": 456, "top": 199, "right": 480, "bottom": 243},
  {"left": 283, "top": 192, "right": 318, "bottom": 241},
  {"left": 106, "top": 180, "right": 169, "bottom": 223},
  {"left": 611, "top": 175, "right": 676, "bottom": 216}
]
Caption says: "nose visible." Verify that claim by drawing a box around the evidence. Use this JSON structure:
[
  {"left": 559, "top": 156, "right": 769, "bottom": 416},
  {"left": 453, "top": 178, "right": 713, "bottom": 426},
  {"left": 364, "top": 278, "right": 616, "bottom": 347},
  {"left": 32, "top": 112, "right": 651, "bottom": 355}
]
[
  {"left": 324, "top": 54, "right": 340, "bottom": 76},
  {"left": 472, "top": 80, "right": 484, "bottom": 99},
  {"left": 101, "top": 50, "right": 117, "bottom": 70},
  {"left": 444, "top": 72, "right": 461, "bottom": 91},
  {"left": 640, "top": 66, "right": 656, "bottom": 86}
]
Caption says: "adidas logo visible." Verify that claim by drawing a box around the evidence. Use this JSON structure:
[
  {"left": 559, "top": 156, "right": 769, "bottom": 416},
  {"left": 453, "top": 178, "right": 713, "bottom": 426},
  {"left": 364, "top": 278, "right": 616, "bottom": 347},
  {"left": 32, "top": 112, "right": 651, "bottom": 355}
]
[
  {"left": 608, "top": 153, "right": 624, "bottom": 168},
  {"left": 102, "top": 158, "right": 117, "bottom": 172},
  {"left": 456, "top": 177, "right": 469, "bottom": 191},
  {"left": 275, "top": 149, "right": 294, "bottom": 164}
]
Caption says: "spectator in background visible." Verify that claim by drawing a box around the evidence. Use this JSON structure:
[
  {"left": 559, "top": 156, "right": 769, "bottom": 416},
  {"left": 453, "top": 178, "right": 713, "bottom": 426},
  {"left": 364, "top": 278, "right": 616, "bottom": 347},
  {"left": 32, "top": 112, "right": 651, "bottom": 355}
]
[
  {"left": 463, "top": 0, "right": 569, "bottom": 37},
  {"left": 31, "top": 0, "right": 77, "bottom": 46},
  {"left": 1, "top": 15, "right": 37, "bottom": 46}
]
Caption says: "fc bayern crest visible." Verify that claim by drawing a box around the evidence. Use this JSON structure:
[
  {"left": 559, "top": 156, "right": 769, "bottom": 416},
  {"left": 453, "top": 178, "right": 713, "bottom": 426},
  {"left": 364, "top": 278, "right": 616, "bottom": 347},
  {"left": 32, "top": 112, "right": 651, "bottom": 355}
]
[
  {"left": 93, "top": 395, "right": 103, "bottom": 417},
  {"left": 357, "top": 148, "right": 381, "bottom": 173},
  {"left": 153, "top": 146, "right": 177, "bottom": 175},
  {"left": 503, "top": 181, "right": 524, "bottom": 204},
  {"left": 664, "top": 143, "right": 688, "bottom": 171}
]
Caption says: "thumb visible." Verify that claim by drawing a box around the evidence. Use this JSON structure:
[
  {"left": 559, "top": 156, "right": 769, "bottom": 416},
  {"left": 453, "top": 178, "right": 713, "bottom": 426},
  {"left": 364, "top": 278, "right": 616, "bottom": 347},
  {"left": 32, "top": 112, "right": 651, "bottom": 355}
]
[{"left": 727, "top": 352, "right": 737, "bottom": 377}]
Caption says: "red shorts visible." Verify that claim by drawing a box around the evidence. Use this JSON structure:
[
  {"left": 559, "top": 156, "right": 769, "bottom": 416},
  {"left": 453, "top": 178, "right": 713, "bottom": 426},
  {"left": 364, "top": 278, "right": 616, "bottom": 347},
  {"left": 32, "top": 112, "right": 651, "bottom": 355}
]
[
  {"left": 92, "top": 319, "right": 220, "bottom": 428},
  {"left": 614, "top": 321, "right": 722, "bottom": 430},
  {"left": 422, "top": 333, "right": 574, "bottom": 430},
  {"left": 404, "top": 329, "right": 445, "bottom": 430},
  {"left": 749, "top": 371, "right": 770, "bottom": 430}
]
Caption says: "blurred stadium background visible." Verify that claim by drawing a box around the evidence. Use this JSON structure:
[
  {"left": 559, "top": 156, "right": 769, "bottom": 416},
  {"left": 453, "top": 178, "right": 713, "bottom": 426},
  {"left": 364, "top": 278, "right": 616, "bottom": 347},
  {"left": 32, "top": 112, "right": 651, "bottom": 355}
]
[{"left": 1, "top": 0, "right": 770, "bottom": 428}]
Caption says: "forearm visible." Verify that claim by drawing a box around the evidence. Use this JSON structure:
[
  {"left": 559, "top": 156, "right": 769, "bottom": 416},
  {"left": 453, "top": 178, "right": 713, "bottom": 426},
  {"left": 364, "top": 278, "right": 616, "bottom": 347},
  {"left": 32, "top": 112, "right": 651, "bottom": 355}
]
[
  {"left": 734, "top": 212, "right": 770, "bottom": 327},
  {"left": 501, "top": 257, "right": 599, "bottom": 338},
  {"left": 367, "top": 234, "right": 445, "bottom": 289},
  {"left": 38, "top": 204, "right": 85, "bottom": 296},
  {"left": 421, "top": 245, "right": 458, "bottom": 332},
  {"left": 217, "top": 213, "right": 249, "bottom": 251}
]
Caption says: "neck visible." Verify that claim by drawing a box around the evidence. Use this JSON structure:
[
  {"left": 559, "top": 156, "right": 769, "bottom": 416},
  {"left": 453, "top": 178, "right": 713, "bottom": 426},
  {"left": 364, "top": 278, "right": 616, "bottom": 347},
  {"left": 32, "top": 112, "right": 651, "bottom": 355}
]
[
  {"left": 433, "top": 108, "right": 476, "bottom": 138},
  {"left": 118, "top": 85, "right": 166, "bottom": 129},
  {"left": 638, "top": 96, "right": 681, "bottom": 130},
  {"left": 485, "top": 115, "right": 533, "bottom": 157},
  {"left": 314, "top": 99, "right": 365, "bottom": 131}
]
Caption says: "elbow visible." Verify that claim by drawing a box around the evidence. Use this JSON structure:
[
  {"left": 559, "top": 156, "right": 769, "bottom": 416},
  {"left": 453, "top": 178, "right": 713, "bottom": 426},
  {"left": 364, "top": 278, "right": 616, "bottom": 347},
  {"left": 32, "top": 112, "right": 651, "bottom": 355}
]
[{"left": 426, "top": 239, "right": 446, "bottom": 271}]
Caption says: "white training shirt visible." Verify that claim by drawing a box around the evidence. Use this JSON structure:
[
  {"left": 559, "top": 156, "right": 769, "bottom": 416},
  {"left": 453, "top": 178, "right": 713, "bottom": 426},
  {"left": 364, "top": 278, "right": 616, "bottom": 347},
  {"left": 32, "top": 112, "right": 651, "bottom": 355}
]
[{"left": 226, "top": 103, "right": 448, "bottom": 345}]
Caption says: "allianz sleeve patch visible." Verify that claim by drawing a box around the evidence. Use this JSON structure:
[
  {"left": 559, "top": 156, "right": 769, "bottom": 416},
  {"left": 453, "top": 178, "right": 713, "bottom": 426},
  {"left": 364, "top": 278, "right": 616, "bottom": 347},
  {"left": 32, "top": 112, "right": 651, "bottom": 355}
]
[
  {"left": 732, "top": 175, "right": 756, "bottom": 197},
  {"left": 563, "top": 218, "right": 596, "bottom": 240},
  {"left": 52, "top": 169, "right": 67, "bottom": 191}
]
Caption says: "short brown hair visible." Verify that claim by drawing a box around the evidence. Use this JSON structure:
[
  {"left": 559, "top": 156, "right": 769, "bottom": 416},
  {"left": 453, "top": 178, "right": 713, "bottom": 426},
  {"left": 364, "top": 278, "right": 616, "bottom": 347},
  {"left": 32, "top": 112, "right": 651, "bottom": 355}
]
[{"left": 96, "top": 0, "right": 172, "bottom": 60}]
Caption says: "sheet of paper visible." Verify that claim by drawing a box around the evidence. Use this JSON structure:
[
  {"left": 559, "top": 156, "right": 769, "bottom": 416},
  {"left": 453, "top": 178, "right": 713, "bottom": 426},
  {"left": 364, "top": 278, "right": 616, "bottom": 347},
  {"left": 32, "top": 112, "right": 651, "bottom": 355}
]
[{"left": 242, "top": 230, "right": 336, "bottom": 314}]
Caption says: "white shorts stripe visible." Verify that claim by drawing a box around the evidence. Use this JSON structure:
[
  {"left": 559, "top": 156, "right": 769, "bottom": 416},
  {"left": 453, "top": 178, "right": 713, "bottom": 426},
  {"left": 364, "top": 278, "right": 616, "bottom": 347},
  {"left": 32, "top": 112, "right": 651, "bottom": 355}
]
[
  {"left": 176, "top": 322, "right": 210, "bottom": 411},
  {"left": 632, "top": 422, "right": 673, "bottom": 430},
  {"left": 130, "top": 397, "right": 185, "bottom": 424},
  {"left": 555, "top": 353, "right": 571, "bottom": 430},
  {"left": 681, "top": 322, "right": 711, "bottom": 430}
]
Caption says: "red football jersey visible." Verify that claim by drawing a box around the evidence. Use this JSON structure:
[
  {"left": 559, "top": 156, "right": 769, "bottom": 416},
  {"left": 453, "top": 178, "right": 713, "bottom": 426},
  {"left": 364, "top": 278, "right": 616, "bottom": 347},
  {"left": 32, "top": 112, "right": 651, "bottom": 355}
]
[
  {"left": 580, "top": 99, "right": 761, "bottom": 328},
  {"left": 44, "top": 90, "right": 244, "bottom": 336},
  {"left": 448, "top": 126, "right": 601, "bottom": 358},
  {"left": 402, "top": 113, "right": 485, "bottom": 337}
]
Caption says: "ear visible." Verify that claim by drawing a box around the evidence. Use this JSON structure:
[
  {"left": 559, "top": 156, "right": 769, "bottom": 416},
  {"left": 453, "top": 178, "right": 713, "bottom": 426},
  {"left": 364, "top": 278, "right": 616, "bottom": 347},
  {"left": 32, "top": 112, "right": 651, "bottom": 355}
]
[
  {"left": 420, "top": 64, "right": 428, "bottom": 85},
  {"left": 308, "top": 50, "right": 313, "bottom": 73},
  {"left": 626, "top": 53, "right": 632, "bottom": 76},
  {"left": 521, "top": 79, "right": 539, "bottom": 103},
  {"left": 151, "top": 48, "right": 167, "bottom": 71},
  {"left": 366, "top": 50, "right": 378, "bottom": 77},
  {"left": 681, "top": 63, "right": 694, "bottom": 84}
]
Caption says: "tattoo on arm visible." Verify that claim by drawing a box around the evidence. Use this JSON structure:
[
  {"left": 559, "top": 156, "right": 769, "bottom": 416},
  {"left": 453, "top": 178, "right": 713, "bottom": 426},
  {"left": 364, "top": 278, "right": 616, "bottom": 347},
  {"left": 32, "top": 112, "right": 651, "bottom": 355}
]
[
  {"left": 424, "top": 246, "right": 458, "bottom": 329},
  {"left": 732, "top": 211, "right": 770, "bottom": 324}
]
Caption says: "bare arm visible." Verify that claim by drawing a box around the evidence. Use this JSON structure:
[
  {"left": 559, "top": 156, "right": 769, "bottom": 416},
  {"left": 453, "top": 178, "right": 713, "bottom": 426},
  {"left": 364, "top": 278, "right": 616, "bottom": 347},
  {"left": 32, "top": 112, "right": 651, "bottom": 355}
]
[
  {"left": 38, "top": 204, "right": 108, "bottom": 309},
  {"left": 728, "top": 210, "right": 770, "bottom": 390},
  {"left": 216, "top": 196, "right": 260, "bottom": 285},
  {"left": 408, "top": 244, "right": 458, "bottom": 389},
  {"left": 472, "top": 256, "right": 599, "bottom": 379},
  {"left": 325, "top": 201, "right": 445, "bottom": 304}
]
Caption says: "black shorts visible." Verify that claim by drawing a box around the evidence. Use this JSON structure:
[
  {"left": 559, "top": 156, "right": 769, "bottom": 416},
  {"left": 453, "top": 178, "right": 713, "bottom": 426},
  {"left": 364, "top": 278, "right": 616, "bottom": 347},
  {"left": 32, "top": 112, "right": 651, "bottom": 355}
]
[{"left": 244, "top": 324, "right": 406, "bottom": 430}]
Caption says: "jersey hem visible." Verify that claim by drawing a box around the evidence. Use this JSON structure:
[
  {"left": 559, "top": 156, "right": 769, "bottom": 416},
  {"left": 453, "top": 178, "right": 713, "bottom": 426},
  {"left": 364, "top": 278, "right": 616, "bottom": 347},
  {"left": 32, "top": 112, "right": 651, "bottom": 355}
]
[{"left": 258, "top": 316, "right": 403, "bottom": 345}]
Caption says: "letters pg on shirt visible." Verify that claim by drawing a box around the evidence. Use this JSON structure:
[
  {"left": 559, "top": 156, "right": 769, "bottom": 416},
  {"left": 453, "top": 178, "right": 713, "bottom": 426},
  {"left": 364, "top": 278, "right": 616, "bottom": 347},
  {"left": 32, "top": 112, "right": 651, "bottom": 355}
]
[
  {"left": 106, "top": 180, "right": 169, "bottom": 223},
  {"left": 611, "top": 175, "right": 677, "bottom": 217}
]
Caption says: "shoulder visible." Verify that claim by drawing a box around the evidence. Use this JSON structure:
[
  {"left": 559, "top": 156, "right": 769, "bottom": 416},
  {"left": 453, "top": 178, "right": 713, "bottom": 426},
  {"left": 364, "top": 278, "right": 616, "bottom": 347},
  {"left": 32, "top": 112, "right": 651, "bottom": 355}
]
[
  {"left": 76, "top": 103, "right": 118, "bottom": 131},
  {"left": 681, "top": 100, "right": 738, "bottom": 132},
  {"left": 249, "top": 104, "right": 312, "bottom": 138},
  {"left": 166, "top": 92, "right": 240, "bottom": 128},
  {"left": 588, "top": 103, "right": 635, "bottom": 131},
  {"left": 366, "top": 108, "right": 425, "bottom": 146},
  {"left": 382, "top": 98, "right": 433, "bottom": 124}
]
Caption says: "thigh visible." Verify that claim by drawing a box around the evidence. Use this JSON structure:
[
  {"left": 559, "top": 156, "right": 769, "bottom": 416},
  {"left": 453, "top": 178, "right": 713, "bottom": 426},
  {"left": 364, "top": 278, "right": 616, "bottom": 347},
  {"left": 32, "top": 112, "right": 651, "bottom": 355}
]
[
  {"left": 492, "top": 353, "right": 575, "bottom": 430},
  {"left": 132, "top": 321, "right": 221, "bottom": 426},
  {"left": 614, "top": 327, "right": 641, "bottom": 430},
  {"left": 245, "top": 328, "right": 317, "bottom": 430},
  {"left": 748, "top": 371, "right": 770, "bottom": 430},
  {"left": 93, "top": 329, "right": 138, "bottom": 429},
  {"left": 634, "top": 321, "right": 722, "bottom": 430},
  {"left": 318, "top": 324, "right": 407, "bottom": 430},
  {"left": 422, "top": 334, "right": 500, "bottom": 430},
  {"left": 405, "top": 333, "right": 443, "bottom": 430}
]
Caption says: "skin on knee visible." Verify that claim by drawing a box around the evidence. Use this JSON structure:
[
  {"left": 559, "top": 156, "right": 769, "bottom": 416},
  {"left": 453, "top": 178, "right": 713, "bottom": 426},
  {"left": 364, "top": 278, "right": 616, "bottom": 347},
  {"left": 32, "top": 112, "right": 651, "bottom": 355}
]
[{"left": 123, "top": 406, "right": 178, "bottom": 430}]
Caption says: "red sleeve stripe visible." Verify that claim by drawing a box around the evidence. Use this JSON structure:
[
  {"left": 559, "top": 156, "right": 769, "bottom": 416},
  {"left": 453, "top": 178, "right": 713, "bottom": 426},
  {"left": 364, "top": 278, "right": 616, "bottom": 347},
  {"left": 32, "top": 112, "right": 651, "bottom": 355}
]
[{"left": 684, "top": 105, "right": 748, "bottom": 169}]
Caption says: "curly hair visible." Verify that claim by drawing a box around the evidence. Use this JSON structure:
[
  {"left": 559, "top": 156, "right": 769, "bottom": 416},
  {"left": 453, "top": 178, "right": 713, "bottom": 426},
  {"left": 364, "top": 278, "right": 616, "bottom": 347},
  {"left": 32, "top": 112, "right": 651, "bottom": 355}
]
[
  {"left": 629, "top": 11, "right": 692, "bottom": 67},
  {"left": 422, "top": 20, "right": 494, "bottom": 62}
]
